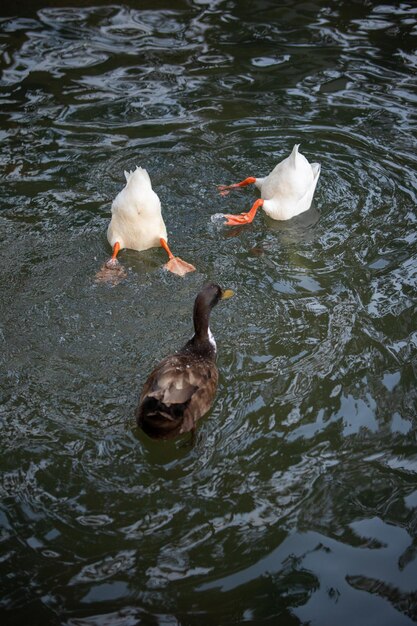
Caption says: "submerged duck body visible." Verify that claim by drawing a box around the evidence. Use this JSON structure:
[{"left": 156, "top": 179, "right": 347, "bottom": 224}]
[
  {"left": 258, "top": 144, "right": 321, "bottom": 220},
  {"left": 107, "top": 167, "right": 167, "bottom": 253},
  {"left": 218, "top": 144, "right": 321, "bottom": 225},
  {"left": 97, "top": 167, "right": 195, "bottom": 281},
  {"left": 136, "top": 284, "right": 232, "bottom": 440}
]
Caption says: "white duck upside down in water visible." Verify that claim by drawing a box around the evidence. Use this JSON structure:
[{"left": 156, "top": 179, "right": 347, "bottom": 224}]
[
  {"left": 96, "top": 167, "right": 195, "bottom": 282},
  {"left": 217, "top": 144, "right": 321, "bottom": 226}
]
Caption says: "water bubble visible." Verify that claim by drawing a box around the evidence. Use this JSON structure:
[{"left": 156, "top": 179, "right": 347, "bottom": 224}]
[{"left": 210, "top": 213, "right": 226, "bottom": 226}]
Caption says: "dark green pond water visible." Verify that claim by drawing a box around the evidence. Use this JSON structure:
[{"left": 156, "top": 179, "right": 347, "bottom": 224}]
[{"left": 1, "top": 1, "right": 417, "bottom": 624}]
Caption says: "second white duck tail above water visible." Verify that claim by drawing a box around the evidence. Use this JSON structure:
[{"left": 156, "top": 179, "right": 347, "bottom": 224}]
[{"left": 218, "top": 144, "right": 321, "bottom": 225}]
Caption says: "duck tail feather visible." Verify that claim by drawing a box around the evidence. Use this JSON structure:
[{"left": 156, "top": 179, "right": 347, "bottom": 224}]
[
  {"left": 290, "top": 143, "right": 300, "bottom": 164},
  {"left": 123, "top": 166, "right": 151, "bottom": 186}
]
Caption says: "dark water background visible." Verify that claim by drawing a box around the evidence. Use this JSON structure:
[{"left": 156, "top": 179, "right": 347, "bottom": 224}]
[{"left": 1, "top": 0, "right": 417, "bottom": 624}]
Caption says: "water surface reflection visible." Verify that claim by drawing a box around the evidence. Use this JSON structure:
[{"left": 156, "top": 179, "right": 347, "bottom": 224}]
[{"left": 1, "top": 0, "right": 416, "bottom": 624}]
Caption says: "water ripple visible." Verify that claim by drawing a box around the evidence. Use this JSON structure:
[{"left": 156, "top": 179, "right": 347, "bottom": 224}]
[{"left": 1, "top": 1, "right": 416, "bottom": 624}]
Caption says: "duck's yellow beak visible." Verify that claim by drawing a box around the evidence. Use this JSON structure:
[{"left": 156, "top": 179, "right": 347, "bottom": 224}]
[{"left": 221, "top": 289, "right": 234, "bottom": 300}]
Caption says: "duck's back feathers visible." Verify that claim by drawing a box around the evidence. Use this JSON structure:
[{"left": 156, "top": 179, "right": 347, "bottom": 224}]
[
  {"left": 260, "top": 144, "right": 321, "bottom": 220},
  {"left": 136, "top": 351, "right": 218, "bottom": 439},
  {"left": 113, "top": 166, "right": 158, "bottom": 214},
  {"left": 263, "top": 145, "right": 312, "bottom": 197}
]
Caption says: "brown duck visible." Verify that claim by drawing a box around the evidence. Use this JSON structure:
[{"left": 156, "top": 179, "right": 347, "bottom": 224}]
[{"left": 136, "top": 283, "right": 233, "bottom": 440}]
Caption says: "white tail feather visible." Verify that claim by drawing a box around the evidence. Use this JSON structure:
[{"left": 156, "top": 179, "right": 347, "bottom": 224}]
[
  {"left": 290, "top": 144, "right": 300, "bottom": 165},
  {"left": 123, "top": 166, "right": 152, "bottom": 188}
]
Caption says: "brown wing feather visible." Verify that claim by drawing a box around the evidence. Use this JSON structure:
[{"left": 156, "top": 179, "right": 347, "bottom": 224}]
[{"left": 136, "top": 353, "right": 218, "bottom": 438}]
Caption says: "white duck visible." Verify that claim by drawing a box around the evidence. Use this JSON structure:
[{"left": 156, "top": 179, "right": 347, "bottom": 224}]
[
  {"left": 218, "top": 144, "right": 321, "bottom": 225},
  {"left": 99, "top": 167, "right": 195, "bottom": 279}
]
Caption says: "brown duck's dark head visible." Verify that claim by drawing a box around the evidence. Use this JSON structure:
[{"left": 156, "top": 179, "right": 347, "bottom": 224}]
[{"left": 192, "top": 283, "right": 233, "bottom": 343}]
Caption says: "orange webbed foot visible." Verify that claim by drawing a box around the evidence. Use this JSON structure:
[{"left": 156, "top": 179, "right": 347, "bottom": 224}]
[
  {"left": 217, "top": 177, "right": 256, "bottom": 196},
  {"left": 223, "top": 198, "right": 264, "bottom": 227},
  {"left": 95, "top": 241, "right": 126, "bottom": 284},
  {"left": 224, "top": 213, "right": 254, "bottom": 226},
  {"left": 95, "top": 258, "right": 127, "bottom": 285},
  {"left": 159, "top": 238, "right": 195, "bottom": 277},
  {"left": 164, "top": 257, "right": 196, "bottom": 277},
  {"left": 217, "top": 185, "right": 232, "bottom": 197}
]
